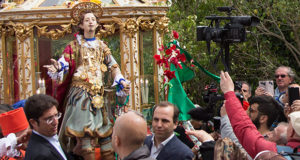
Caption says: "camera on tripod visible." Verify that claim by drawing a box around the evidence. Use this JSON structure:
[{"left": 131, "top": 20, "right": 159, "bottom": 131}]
[
  {"left": 202, "top": 82, "right": 244, "bottom": 106},
  {"left": 196, "top": 6, "right": 259, "bottom": 43}
]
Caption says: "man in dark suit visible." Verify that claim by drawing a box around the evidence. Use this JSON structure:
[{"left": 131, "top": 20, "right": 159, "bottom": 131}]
[
  {"left": 144, "top": 101, "right": 194, "bottom": 160},
  {"left": 24, "top": 94, "right": 70, "bottom": 160}
]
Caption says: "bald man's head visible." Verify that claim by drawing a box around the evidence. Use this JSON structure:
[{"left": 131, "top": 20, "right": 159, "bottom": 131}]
[{"left": 112, "top": 111, "right": 147, "bottom": 151}]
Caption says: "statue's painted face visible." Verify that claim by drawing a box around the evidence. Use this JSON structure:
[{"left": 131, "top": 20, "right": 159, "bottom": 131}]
[{"left": 79, "top": 12, "right": 98, "bottom": 33}]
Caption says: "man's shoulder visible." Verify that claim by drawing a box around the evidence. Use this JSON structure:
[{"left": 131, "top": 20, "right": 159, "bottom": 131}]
[
  {"left": 144, "top": 135, "right": 153, "bottom": 144},
  {"left": 165, "top": 136, "right": 193, "bottom": 156},
  {"left": 26, "top": 133, "right": 51, "bottom": 151}
]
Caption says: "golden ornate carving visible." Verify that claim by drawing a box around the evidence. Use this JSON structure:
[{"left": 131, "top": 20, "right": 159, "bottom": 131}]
[
  {"left": 36, "top": 24, "right": 72, "bottom": 40},
  {"left": 7, "top": 21, "right": 36, "bottom": 42},
  {"left": 155, "top": 16, "right": 169, "bottom": 34},
  {"left": 140, "top": 20, "right": 155, "bottom": 31},
  {"left": 113, "top": 17, "right": 142, "bottom": 38},
  {"left": 124, "top": 17, "right": 142, "bottom": 38},
  {"left": 96, "top": 23, "right": 116, "bottom": 38}
]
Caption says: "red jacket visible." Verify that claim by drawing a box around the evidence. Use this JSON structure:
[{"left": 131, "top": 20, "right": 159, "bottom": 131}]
[{"left": 224, "top": 91, "right": 277, "bottom": 158}]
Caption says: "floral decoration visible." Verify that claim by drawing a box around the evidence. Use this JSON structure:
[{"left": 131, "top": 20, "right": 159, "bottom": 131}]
[{"left": 153, "top": 30, "right": 187, "bottom": 82}]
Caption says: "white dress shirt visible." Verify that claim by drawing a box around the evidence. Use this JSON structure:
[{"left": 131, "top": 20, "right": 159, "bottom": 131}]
[{"left": 33, "top": 130, "right": 67, "bottom": 160}]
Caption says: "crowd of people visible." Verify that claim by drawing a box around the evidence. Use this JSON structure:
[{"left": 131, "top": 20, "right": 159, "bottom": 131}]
[
  {"left": 1, "top": 64, "right": 299, "bottom": 160},
  {"left": 0, "top": 1, "right": 300, "bottom": 160}
]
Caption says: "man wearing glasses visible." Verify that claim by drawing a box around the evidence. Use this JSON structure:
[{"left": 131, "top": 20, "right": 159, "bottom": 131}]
[
  {"left": 274, "top": 66, "right": 295, "bottom": 106},
  {"left": 24, "top": 94, "right": 67, "bottom": 160},
  {"left": 256, "top": 66, "right": 295, "bottom": 106}
]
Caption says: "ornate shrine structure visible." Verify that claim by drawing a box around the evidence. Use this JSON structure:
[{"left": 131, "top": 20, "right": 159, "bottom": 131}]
[{"left": 0, "top": 0, "right": 169, "bottom": 111}]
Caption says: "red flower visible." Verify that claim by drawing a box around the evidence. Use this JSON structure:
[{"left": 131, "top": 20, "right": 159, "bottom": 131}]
[
  {"left": 163, "top": 57, "right": 169, "bottom": 68},
  {"left": 170, "top": 57, "right": 182, "bottom": 69},
  {"left": 164, "top": 70, "right": 176, "bottom": 80},
  {"left": 170, "top": 44, "right": 176, "bottom": 50},
  {"left": 177, "top": 53, "right": 186, "bottom": 62},
  {"left": 173, "top": 30, "right": 179, "bottom": 39},
  {"left": 165, "top": 49, "right": 172, "bottom": 55},
  {"left": 158, "top": 45, "right": 165, "bottom": 52},
  {"left": 153, "top": 54, "right": 163, "bottom": 65}
]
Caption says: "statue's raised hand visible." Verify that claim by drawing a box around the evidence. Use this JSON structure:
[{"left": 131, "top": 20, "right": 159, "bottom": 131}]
[{"left": 43, "top": 59, "right": 61, "bottom": 73}]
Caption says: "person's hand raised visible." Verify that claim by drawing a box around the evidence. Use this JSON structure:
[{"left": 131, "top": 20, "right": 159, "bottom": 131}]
[
  {"left": 16, "top": 128, "right": 32, "bottom": 150},
  {"left": 220, "top": 71, "right": 234, "bottom": 94},
  {"left": 291, "top": 100, "right": 300, "bottom": 112},
  {"left": 185, "top": 130, "right": 214, "bottom": 143}
]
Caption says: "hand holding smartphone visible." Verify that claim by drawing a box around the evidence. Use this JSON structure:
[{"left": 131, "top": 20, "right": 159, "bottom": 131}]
[
  {"left": 259, "top": 80, "right": 274, "bottom": 96},
  {"left": 288, "top": 87, "right": 300, "bottom": 106}
]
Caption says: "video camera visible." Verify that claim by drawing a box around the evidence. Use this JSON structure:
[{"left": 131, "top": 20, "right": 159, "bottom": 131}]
[
  {"left": 202, "top": 82, "right": 244, "bottom": 106},
  {"left": 197, "top": 6, "right": 260, "bottom": 43}
]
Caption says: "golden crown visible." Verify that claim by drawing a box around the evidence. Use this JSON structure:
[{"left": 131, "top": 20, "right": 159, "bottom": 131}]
[{"left": 71, "top": 2, "right": 103, "bottom": 24}]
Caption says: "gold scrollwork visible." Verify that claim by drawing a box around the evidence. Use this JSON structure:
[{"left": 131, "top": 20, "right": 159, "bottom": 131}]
[
  {"left": 96, "top": 23, "right": 116, "bottom": 38},
  {"left": 140, "top": 20, "right": 155, "bottom": 31},
  {"left": 124, "top": 18, "right": 140, "bottom": 38},
  {"left": 113, "top": 17, "right": 142, "bottom": 38},
  {"left": 7, "top": 21, "right": 36, "bottom": 42},
  {"left": 155, "top": 16, "right": 169, "bottom": 34},
  {"left": 36, "top": 24, "right": 72, "bottom": 40}
]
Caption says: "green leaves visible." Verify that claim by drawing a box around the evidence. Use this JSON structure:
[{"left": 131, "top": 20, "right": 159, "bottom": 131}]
[{"left": 166, "top": 0, "right": 300, "bottom": 105}]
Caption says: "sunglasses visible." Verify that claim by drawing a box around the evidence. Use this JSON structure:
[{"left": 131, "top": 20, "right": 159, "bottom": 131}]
[{"left": 275, "top": 74, "right": 287, "bottom": 78}]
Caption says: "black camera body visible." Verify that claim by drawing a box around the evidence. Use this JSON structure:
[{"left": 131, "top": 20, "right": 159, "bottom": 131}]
[{"left": 197, "top": 7, "right": 259, "bottom": 43}]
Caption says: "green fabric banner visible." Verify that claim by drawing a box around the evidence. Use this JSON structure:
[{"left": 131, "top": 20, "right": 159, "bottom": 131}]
[
  {"left": 166, "top": 40, "right": 220, "bottom": 121},
  {"left": 168, "top": 63, "right": 195, "bottom": 121}
]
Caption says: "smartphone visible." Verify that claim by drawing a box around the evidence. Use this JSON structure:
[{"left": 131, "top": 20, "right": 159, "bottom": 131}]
[
  {"left": 259, "top": 80, "right": 274, "bottom": 96},
  {"left": 288, "top": 87, "right": 300, "bottom": 106}
]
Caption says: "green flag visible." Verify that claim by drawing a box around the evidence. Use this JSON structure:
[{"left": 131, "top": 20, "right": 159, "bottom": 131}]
[{"left": 168, "top": 63, "right": 195, "bottom": 121}]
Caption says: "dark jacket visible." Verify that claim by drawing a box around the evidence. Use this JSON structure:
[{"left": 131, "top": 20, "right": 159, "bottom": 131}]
[
  {"left": 25, "top": 132, "right": 66, "bottom": 160},
  {"left": 123, "top": 145, "right": 155, "bottom": 160},
  {"left": 144, "top": 135, "right": 194, "bottom": 160}
]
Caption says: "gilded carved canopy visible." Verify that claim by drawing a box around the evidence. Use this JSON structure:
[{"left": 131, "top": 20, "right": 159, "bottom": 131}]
[{"left": 0, "top": 0, "right": 169, "bottom": 111}]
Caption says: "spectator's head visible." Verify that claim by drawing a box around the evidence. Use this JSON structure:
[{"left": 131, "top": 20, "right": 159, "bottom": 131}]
[
  {"left": 24, "top": 94, "right": 60, "bottom": 137},
  {"left": 0, "top": 107, "right": 30, "bottom": 148},
  {"left": 275, "top": 66, "right": 294, "bottom": 91},
  {"left": 241, "top": 81, "right": 252, "bottom": 100},
  {"left": 266, "top": 122, "right": 288, "bottom": 145},
  {"left": 152, "top": 101, "right": 179, "bottom": 144},
  {"left": 249, "top": 96, "right": 285, "bottom": 134},
  {"left": 112, "top": 111, "right": 147, "bottom": 159}
]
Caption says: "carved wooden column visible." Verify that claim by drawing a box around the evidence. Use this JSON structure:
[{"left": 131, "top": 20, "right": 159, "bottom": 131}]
[
  {"left": 114, "top": 17, "right": 142, "bottom": 111},
  {"left": 0, "top": 24, "right": 6, "bottom": 103},
  {"left": 10, "top": 22, "right": 36, "bottom": 100}
]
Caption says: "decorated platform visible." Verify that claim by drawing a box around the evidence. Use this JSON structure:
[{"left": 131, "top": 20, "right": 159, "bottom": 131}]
[{"left": 0, "top": 0, "right": 169, "bottom": 112}]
